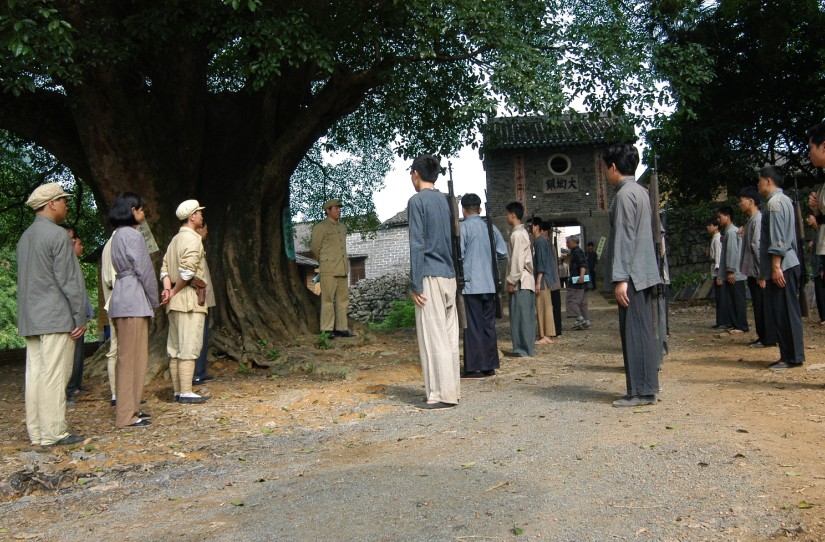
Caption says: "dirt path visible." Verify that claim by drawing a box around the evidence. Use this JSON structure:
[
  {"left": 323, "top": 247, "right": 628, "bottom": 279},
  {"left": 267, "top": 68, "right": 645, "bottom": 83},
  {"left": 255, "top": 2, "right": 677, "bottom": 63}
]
[{"left": 1, "top": 293, "right": 824, "bottom": 541}]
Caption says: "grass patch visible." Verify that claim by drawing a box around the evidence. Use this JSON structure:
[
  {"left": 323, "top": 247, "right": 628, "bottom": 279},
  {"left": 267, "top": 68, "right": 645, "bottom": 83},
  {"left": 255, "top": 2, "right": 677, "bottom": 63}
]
[{"left": 369, "top": 300, "right": 416, "bottom": 331}]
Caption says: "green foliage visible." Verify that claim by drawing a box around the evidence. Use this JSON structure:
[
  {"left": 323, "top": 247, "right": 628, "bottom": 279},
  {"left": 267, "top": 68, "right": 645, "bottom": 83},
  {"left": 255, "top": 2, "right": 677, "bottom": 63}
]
[
  {"left": 0, "top": 248, "right": 23, "bottom": 349},
  {"left": 316, "top": 332, "right": 331, "bottom": 350},
  {"left": 370, "top": 300, "right": 416, "bottom": 331},
  {"left": 290, "top": 139, "right": 390, "bottom": 234},
  {"left": 669, "top": 271, "right": 706, "bottom": 292},
  {"left": 648, "top": 0, "right": 825, "bottom": 203}
]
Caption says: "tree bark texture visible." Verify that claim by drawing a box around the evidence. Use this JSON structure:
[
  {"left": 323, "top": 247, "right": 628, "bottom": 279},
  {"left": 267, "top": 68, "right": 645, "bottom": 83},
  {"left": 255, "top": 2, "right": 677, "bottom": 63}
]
[{"left": 0, "top": 27, "right": 385, "bottom": 373}]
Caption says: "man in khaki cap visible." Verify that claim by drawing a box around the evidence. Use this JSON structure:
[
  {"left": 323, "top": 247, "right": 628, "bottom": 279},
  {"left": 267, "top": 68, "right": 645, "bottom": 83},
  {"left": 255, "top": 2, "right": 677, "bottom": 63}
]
[
  {"left": 310, "top": 198, "right": 352, "bottom": 337},
  {"left": 160, "top": 199, "right": 209, "bottom": 403},
  {"left": 17, "top": 183, "right": 87, "bottom": 446}
]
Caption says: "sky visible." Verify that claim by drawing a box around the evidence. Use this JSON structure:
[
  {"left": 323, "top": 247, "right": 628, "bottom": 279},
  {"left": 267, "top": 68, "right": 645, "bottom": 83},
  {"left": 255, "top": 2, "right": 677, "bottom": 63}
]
[{"left": 372, "top": 146, "right": 488, "bottom": 222}]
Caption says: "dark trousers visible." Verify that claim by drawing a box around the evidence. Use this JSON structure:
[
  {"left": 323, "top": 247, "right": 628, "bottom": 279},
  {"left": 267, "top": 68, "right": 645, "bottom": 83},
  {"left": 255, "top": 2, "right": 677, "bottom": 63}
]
[
  {"left": 814, "top": 275, "right": 825, "bottom": 322},
  {"left": 713, "top": 280, "right": 725, "bottom": 326},
  {"left": 551, "top": 289, "right": 562, "bottom": 336},
  {"left": 720, "top": 279, "right": 748, "bottom": 331},
  {"left": 747, "top": 277, "right": 776, "bottom": 346},
  {"left": 463, "top": 293, "right": 500, "bottom": 373},
  {"left": 194, "top": 310, "right": 210, "bottom": 380},
  {"left": 768, "top": 266, "right": 805, "bottom": 364},
  {"left": 618, "top": 280, "right": 659, "bottom": 397},
  {"left": 66, "top": 337, "right": 84, "bottom": 396}
]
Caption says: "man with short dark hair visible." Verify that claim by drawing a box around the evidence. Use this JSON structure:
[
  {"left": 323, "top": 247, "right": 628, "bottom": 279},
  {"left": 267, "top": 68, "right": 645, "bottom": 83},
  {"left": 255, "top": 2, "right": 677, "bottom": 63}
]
[
  {"left": 758, "top": 166, "right": 805, "bottom": 369},
  {"left": 603, "top": 143, "right": 661, "bottom": 407},
  {"left": 532, "top": 218, "right": 557, "bottom": 345},
  {"left": 310, "top": 199, "right": 352, "bottom": 338},
  {"left": 716, "top": 206, "right": 748, "bottom": 334},
  {"left": 17, "top": 183, "right": 87, "bottom": 446},
  {"left": 805, "top": 123, "right": 825, "bottom": 266},
  {"left": 707, "top": 217, "right": 725, "bottom": 329},
  {"left": 408, "top": 155, "right": 460, "bottom": 409},
  {"left": 460, "top": 193, "right": 508, "bottom": 378},
  {"left": 60, "top": 227, "right": 95, "bottom": 404},
  {"left": 505, "top": 201, "right": 536, "bottom": 357},
  {"left": 739, "top": 187, "right": 776, "bottom": 348}
]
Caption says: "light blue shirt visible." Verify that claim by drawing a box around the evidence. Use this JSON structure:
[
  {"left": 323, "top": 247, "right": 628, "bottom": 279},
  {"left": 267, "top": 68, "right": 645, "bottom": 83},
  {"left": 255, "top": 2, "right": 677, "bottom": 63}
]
[{"left": 460, "top": 214, "right": 508, "bottom": 295}]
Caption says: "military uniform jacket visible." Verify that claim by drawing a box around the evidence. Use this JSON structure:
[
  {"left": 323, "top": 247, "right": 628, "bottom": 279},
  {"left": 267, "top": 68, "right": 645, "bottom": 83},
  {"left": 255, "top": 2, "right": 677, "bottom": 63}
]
[
  {"left": 310, "top": 218, "right": 348, "bottom": 276},
  {"left": 160, "top": 227, "right": 208, "bottom": 314},
  {"left": 16, "top": 216, "right": 88, "bottom": 336}
]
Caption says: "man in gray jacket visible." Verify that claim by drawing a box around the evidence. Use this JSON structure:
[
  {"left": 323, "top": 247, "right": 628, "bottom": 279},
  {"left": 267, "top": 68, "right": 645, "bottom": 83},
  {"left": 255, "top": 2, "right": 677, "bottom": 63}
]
[
  {"left": 17, "top": 183, "right": 87, "bottom": 446},
  {"left": 716, "top": 206, "right": 749, "bottom": 333},
  {"left": 603, "top": 143, "right": 662, "bottom": 407}
]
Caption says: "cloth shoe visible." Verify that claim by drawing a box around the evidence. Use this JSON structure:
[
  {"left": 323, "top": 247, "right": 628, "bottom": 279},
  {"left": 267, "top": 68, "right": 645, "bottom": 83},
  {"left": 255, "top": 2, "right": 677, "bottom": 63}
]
[{"left": 612, "top": 395, "right": 657, "bottom": 407}]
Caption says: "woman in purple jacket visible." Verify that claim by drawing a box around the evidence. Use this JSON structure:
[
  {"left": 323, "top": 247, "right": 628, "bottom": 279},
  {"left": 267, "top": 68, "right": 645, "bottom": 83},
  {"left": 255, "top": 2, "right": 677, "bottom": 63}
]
[{"left": 108, "top": 193, "right": 159, "bottom": 428}]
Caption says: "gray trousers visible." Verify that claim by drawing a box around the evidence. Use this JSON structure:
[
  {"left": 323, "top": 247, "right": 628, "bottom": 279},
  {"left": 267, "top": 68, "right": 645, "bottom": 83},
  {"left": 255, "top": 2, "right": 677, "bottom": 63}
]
[
  {"left": 566, "top": 287, "right": 589, "bottom": 320},
  {"left": 509, "top": 289, "right": 536, "bottom": 357},
  {"left": 618, "top": 281, "right": 660, "bottom": 397}
]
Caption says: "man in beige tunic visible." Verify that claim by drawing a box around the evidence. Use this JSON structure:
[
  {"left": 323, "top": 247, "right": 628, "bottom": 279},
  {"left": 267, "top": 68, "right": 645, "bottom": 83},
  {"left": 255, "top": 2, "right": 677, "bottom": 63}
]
[
  {"left": 310, "top": 199, "right": 352, "bottom": 337},
  {"left": 160, "top": 200, "right": 209, "bottom": 403}
]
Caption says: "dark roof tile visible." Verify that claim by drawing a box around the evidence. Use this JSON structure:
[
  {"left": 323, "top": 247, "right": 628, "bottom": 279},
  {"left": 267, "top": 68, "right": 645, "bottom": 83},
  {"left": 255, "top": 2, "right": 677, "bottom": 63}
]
[{"left": 483, "top": 115, "right": 633, "bottom": 151}]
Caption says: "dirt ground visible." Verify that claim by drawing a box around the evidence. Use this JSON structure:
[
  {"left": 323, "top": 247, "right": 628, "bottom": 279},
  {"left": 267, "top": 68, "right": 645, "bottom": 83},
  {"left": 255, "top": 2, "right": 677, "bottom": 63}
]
[{"left": 1, "top": 292, "right": 824, "bottom": 541}]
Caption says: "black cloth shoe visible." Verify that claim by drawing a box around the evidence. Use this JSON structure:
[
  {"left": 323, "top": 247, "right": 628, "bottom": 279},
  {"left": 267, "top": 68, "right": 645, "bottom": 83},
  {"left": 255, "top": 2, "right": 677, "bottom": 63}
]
[
  {"left": 322, "top": 331, "right": 336, "bottom": 339},
  {"left": 49, "top": 434, "right": 85, "bottom": 446},
  {"left": 137, "top": 412, "right": 151, "bottom": 418},
  {"left": 334, "top": 330, "right": 355, "bottom": 338},
  {"left": 178, "top": 395, "right": 209, "bottom": 404},
  {"left": 612, "top": 395, "right": 657, "bottom": 407},
  {"left": 416, "top": 401, "right": 457, "bottom": 410},
  {"left": 111, "top": 398, "right": 116, "bottom": 406},
  {"left": 749, "top": 340, "right": 764, "bottom": 348},
  {"left": 769, "top": 361, "right": 803, "bottom": 369},
  {"left": 461, "top": 371, "right": 485, "bottom": 379},
  {"left": 126, "top": 419, "right": 151, "bottom": 427},
  {"left": 482, "top": 370, "right": 496, "bottom": 377}
]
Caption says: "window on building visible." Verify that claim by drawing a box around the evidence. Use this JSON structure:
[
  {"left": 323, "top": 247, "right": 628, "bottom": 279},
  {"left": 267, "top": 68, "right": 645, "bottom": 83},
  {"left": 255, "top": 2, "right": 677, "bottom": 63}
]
[
  {"left": 547, "top": 153, "right": 572, "bottom": 176},
  {"left": 350, "top": 257, "right": 366, "bottom": 285}
]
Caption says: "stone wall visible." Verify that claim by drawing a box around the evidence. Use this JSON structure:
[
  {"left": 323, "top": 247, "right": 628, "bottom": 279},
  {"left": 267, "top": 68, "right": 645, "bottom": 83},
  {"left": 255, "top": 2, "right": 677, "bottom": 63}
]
[
  {"left": 348, "top": 271, "right": 411, "bottom": 323},
  {"left": 346, "top": 226, "right": 410, "bottom": 280}
]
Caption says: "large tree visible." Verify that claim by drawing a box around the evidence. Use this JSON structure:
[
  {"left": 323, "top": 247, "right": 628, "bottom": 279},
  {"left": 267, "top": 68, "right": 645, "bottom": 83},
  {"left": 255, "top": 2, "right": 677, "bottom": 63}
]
[
  {"left": 647, "top": 0, "right": 825, "bottom": 202},
  {"left": 0, "top": 1, "right": 688, "bottom": 362}
]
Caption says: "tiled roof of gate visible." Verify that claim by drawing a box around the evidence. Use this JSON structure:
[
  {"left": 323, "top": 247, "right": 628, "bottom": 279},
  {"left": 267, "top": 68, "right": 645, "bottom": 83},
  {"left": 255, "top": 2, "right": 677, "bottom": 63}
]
[
  {"left": 482, "top": 115, "right": 633, "bottom": 151},
  {"left": 382, "top": 209, "right": 408, "bottom": 227}
]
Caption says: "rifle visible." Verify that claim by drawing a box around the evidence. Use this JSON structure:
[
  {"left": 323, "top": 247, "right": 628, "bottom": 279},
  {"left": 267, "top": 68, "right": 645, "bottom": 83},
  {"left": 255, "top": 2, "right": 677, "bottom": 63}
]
[
  {"left": 484, "top": 189, "right": 504, "bottom": 318},
  {"left": 447, "top": 161, "right": 467, "bottom": 328},
  {"left": 793, "top": 175, "right": 810, "bottom": 317},
  {"left": 649, "top": 155, "right": 668, "bottom": 364}
]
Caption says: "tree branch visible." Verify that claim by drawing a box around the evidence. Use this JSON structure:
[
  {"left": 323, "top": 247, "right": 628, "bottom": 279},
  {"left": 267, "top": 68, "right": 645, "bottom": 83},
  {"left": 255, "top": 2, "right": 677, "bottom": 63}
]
[{"left": 0, "top": 90, "right": 93, "bottom": 183}]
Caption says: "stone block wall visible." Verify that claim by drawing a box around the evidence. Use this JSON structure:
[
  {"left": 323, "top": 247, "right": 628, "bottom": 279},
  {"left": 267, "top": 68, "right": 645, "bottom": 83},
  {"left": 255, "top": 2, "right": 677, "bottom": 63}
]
[{"left": 346, "top": 226, "right": 410, "bottom": 280}]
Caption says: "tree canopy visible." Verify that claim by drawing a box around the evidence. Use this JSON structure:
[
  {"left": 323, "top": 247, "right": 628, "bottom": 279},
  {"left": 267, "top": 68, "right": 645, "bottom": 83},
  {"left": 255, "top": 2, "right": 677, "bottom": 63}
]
[
  {"left": 0, "top": 1, "right": 701, "bottom": 361},
  {"left": 648, "top": 0, "right": 825, "bottom": 202}
]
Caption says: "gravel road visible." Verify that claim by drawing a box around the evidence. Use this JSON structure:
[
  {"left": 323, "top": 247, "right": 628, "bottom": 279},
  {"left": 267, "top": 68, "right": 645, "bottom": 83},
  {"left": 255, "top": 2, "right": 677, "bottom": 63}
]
[{"left": 0, "top": 293, "right": 819, "bottom": 541}]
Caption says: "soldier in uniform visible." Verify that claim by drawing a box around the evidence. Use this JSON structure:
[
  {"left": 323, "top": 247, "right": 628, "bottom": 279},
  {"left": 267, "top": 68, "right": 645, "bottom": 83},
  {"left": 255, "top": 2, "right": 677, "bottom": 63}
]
[{"left": 310, "top": 199, "right": 352, "bottom": 338}]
